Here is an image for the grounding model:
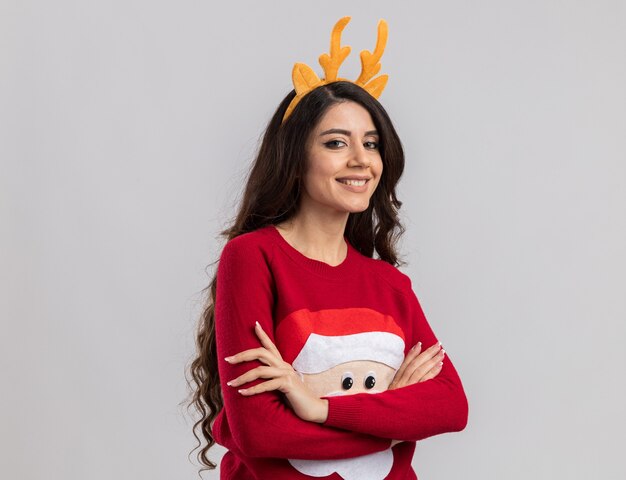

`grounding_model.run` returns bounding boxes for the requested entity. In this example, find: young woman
[187,17,468,480]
